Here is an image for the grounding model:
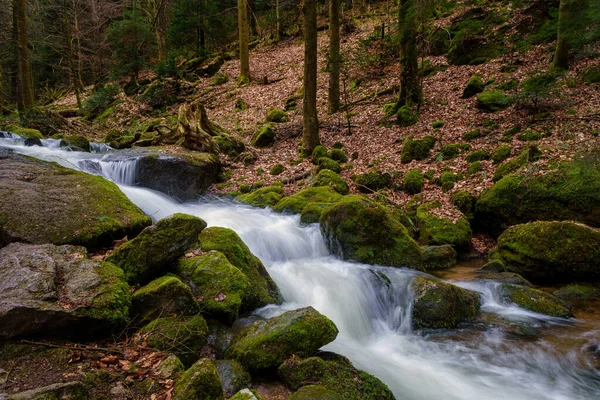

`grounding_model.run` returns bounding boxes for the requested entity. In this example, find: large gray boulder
[0,243,131,339]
